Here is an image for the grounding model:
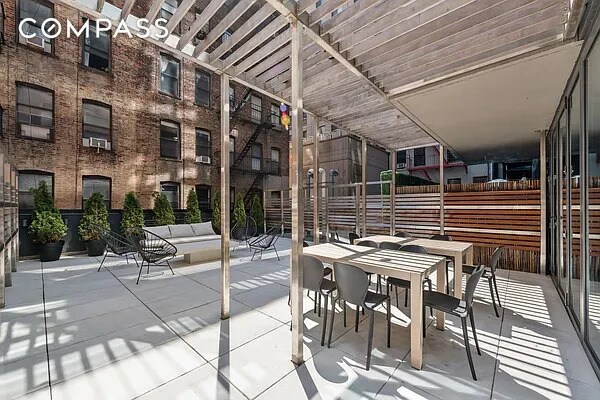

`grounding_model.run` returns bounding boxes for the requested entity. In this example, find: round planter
[86,239,106,257]
[39,240,65,262]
